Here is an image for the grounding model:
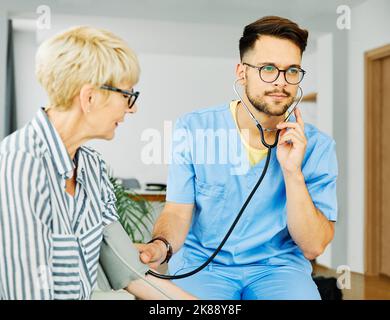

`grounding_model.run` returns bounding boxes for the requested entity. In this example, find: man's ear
[79,84,95,114]
[235,63,246,85]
